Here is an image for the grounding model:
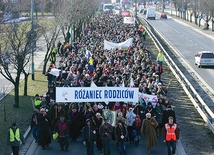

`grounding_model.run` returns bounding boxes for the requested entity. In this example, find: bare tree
[38,20,61,74]
[34,0,99,75]
[51,0,99,43]
[200,0,214,30]
[0,22,33,107]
